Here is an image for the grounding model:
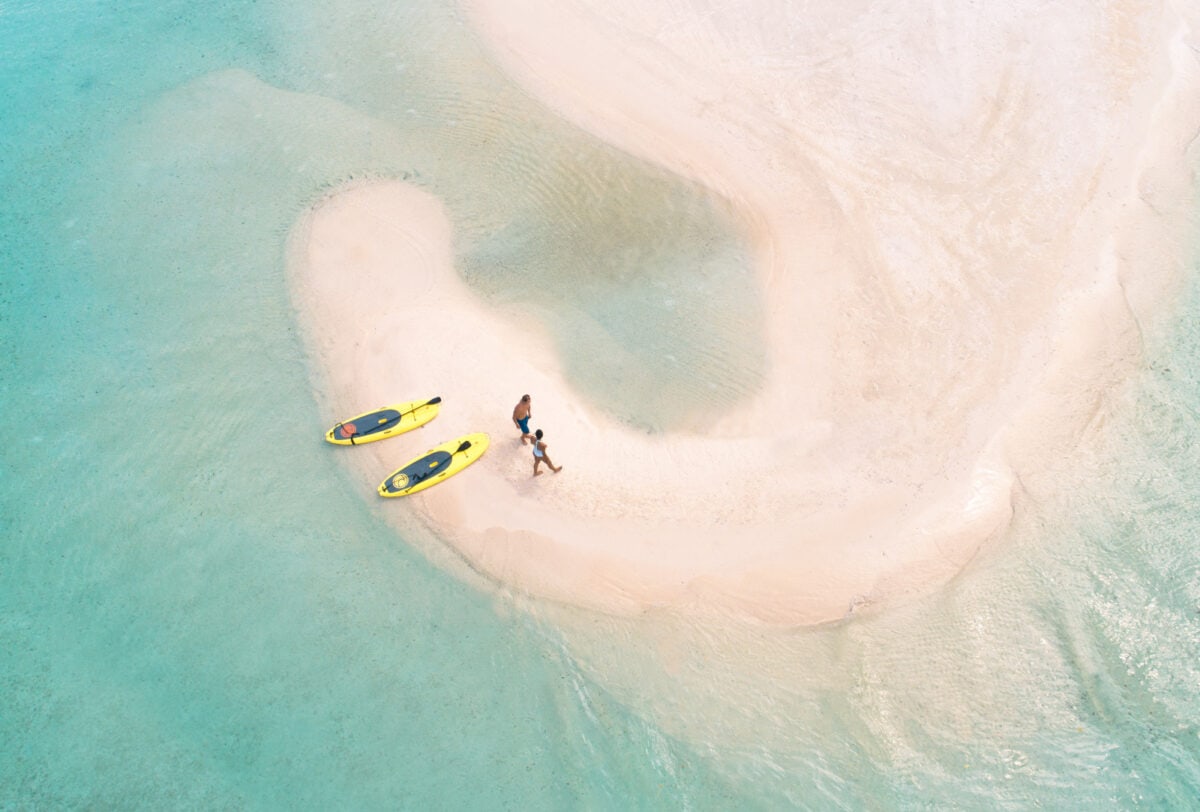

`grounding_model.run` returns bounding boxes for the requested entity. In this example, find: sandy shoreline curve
[290,1,1199,625]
